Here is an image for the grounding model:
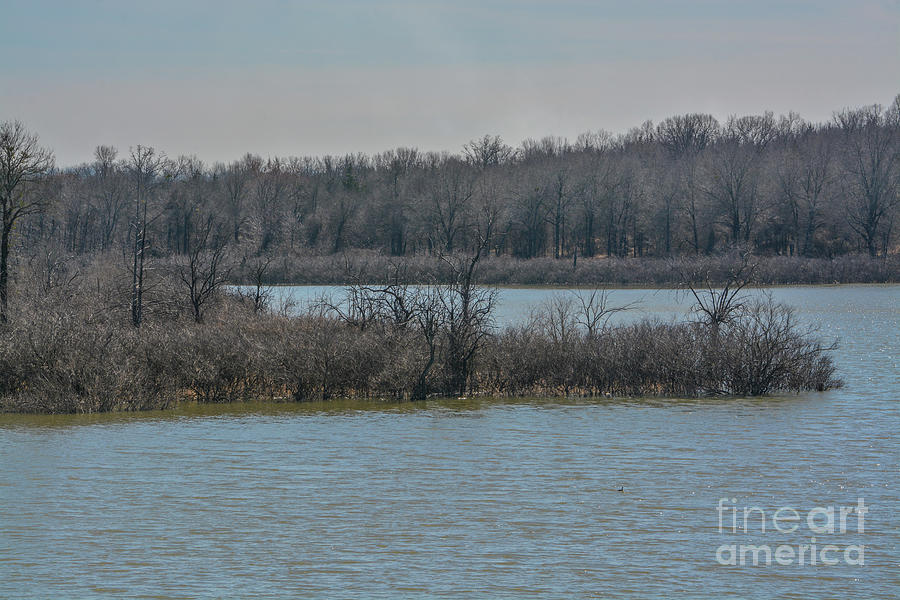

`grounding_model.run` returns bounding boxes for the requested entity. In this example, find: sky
[1,0,898,167]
